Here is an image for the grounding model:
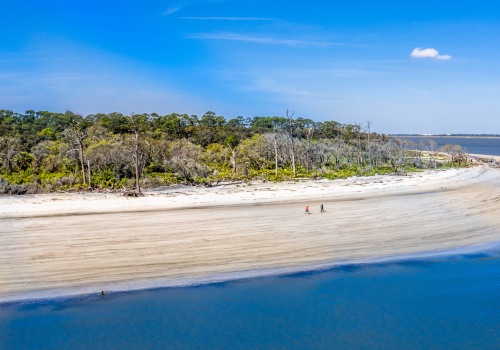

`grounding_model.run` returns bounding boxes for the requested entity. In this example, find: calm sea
[1,245,500,350]
[400,136,500,156]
